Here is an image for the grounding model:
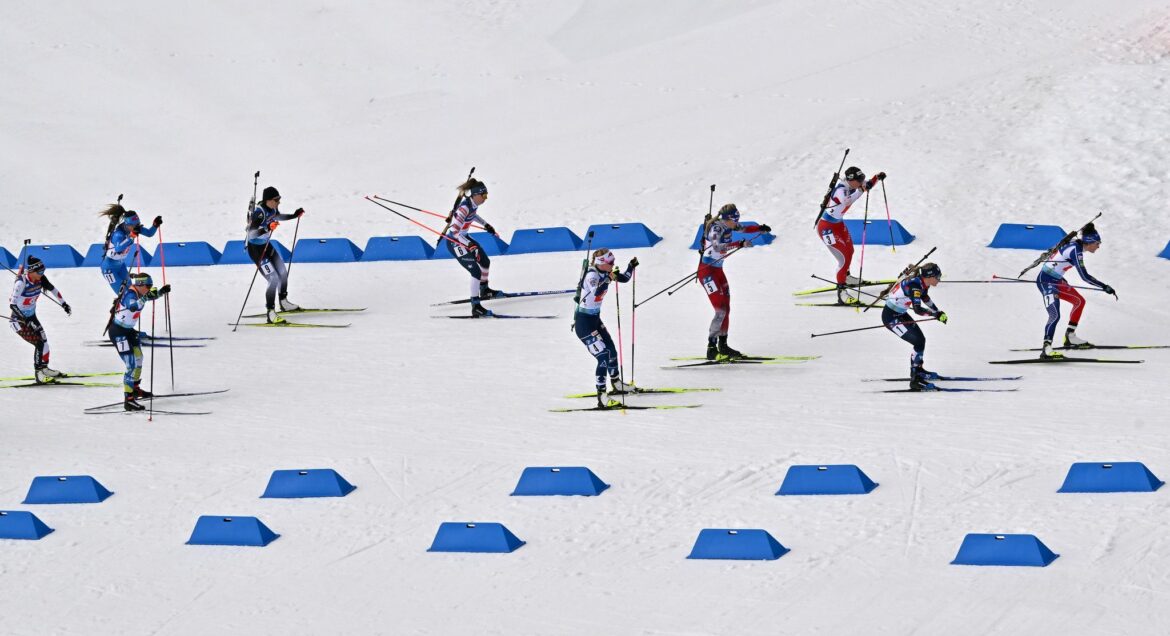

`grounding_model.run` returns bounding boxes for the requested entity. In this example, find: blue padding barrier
[219,240,291,264]
[187,516,278,546]
[584,223,663,249]
[507,227,583,254]
[427,522,525,553]
[687,529,789,561]
[16,245,84,268]
[688,222,776,250]
[0,247,16,269]
[156,242,221,266]
[1158,241,1170,260]
[431,233,509,259]
[290,238,363,263]
[81,243,152,267]
[23,475,113,504]
[776,464,878,496]
[951,533,1059,567]
[261,468,356,498]
[0,511,54,540]
[362,236,435,261]
[842,219,915,246]
[987,223,1068,250]
[1058,462,1163,493]
[511,466,609,496]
